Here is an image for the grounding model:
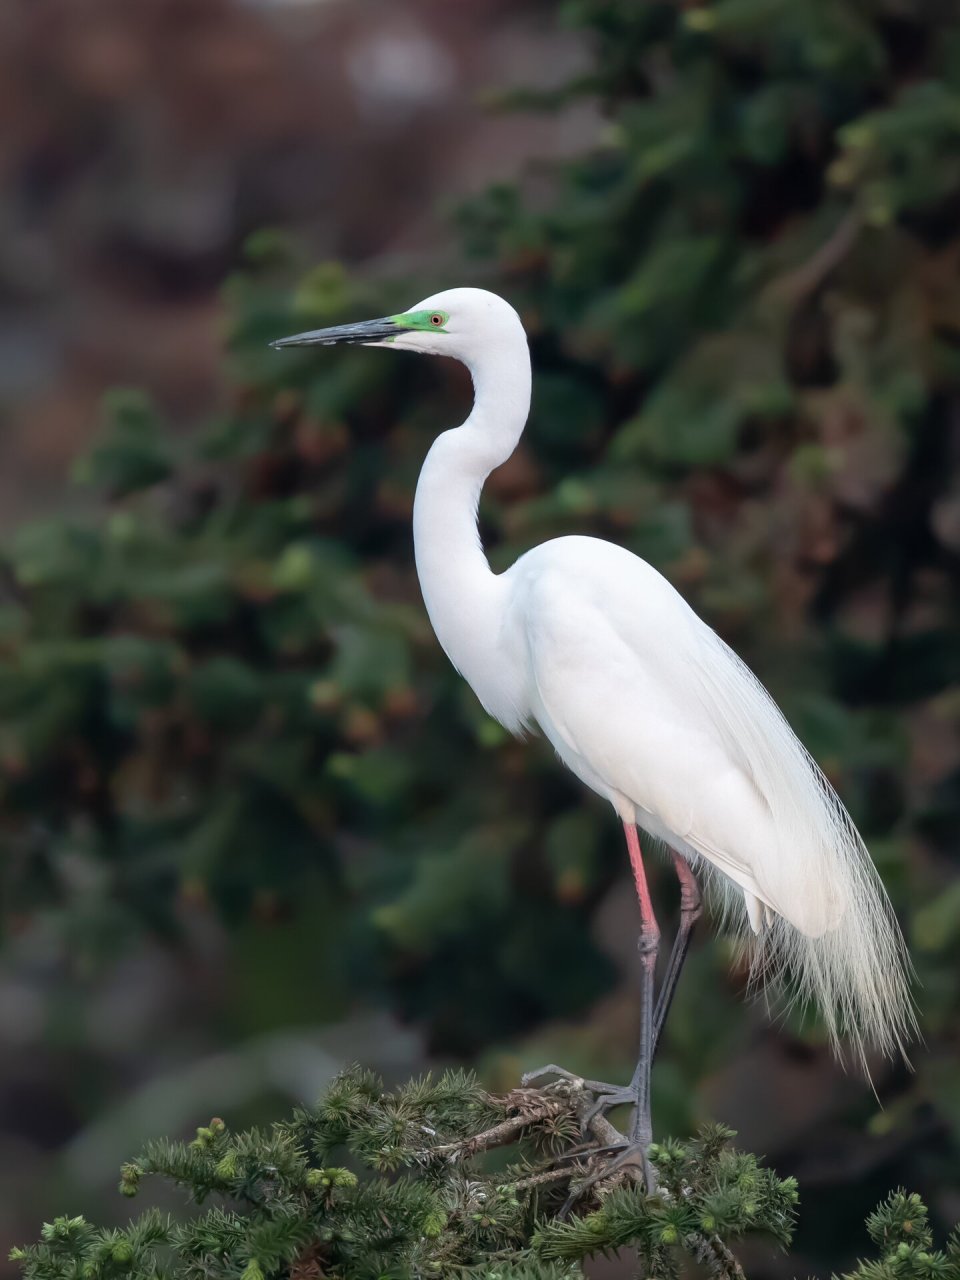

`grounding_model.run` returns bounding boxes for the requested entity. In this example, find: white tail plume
[688,627,918,1071]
